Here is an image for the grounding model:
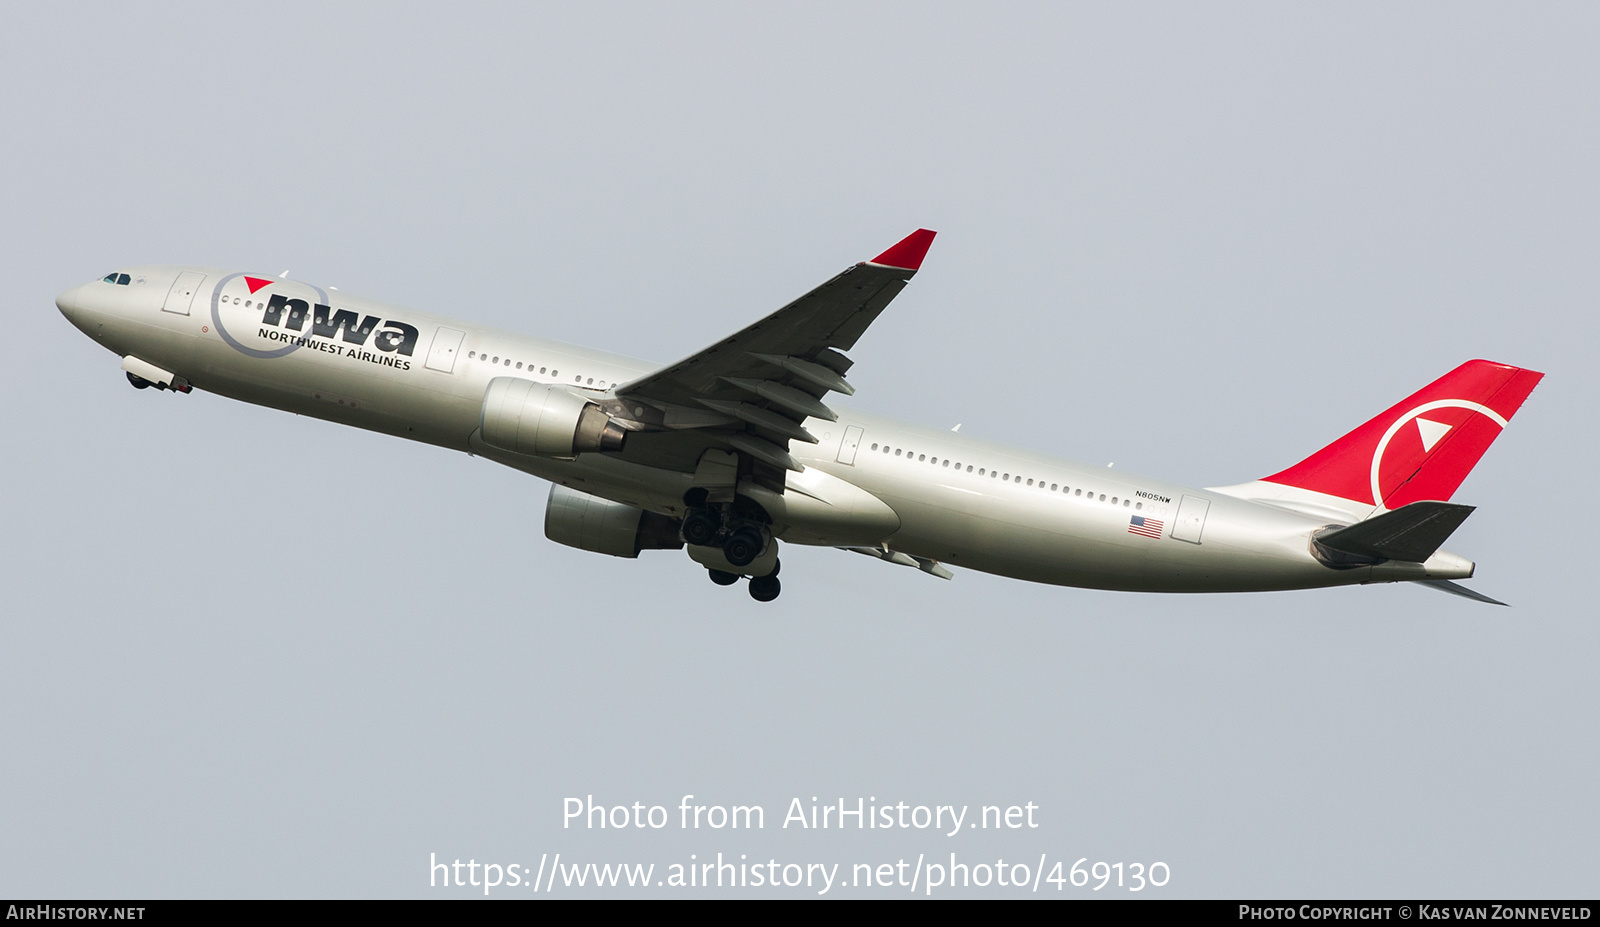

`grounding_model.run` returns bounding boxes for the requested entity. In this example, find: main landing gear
[681,507,721,547]
[683,510,766,568]
[722,526,766,568]
[682,500,781,602]
[705,558,781,602]
[748,566,781,603]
